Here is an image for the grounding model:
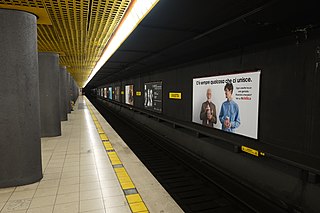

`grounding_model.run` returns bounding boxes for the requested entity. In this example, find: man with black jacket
[200,88,217,127]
